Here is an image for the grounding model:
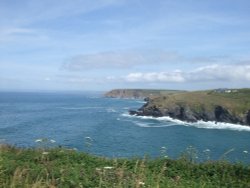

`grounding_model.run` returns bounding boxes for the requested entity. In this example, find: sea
[0,91,250,163]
